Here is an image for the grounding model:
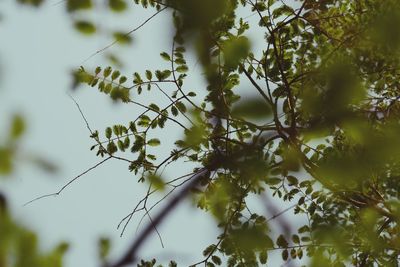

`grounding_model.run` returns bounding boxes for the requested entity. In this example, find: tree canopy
[4,0,400,266]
